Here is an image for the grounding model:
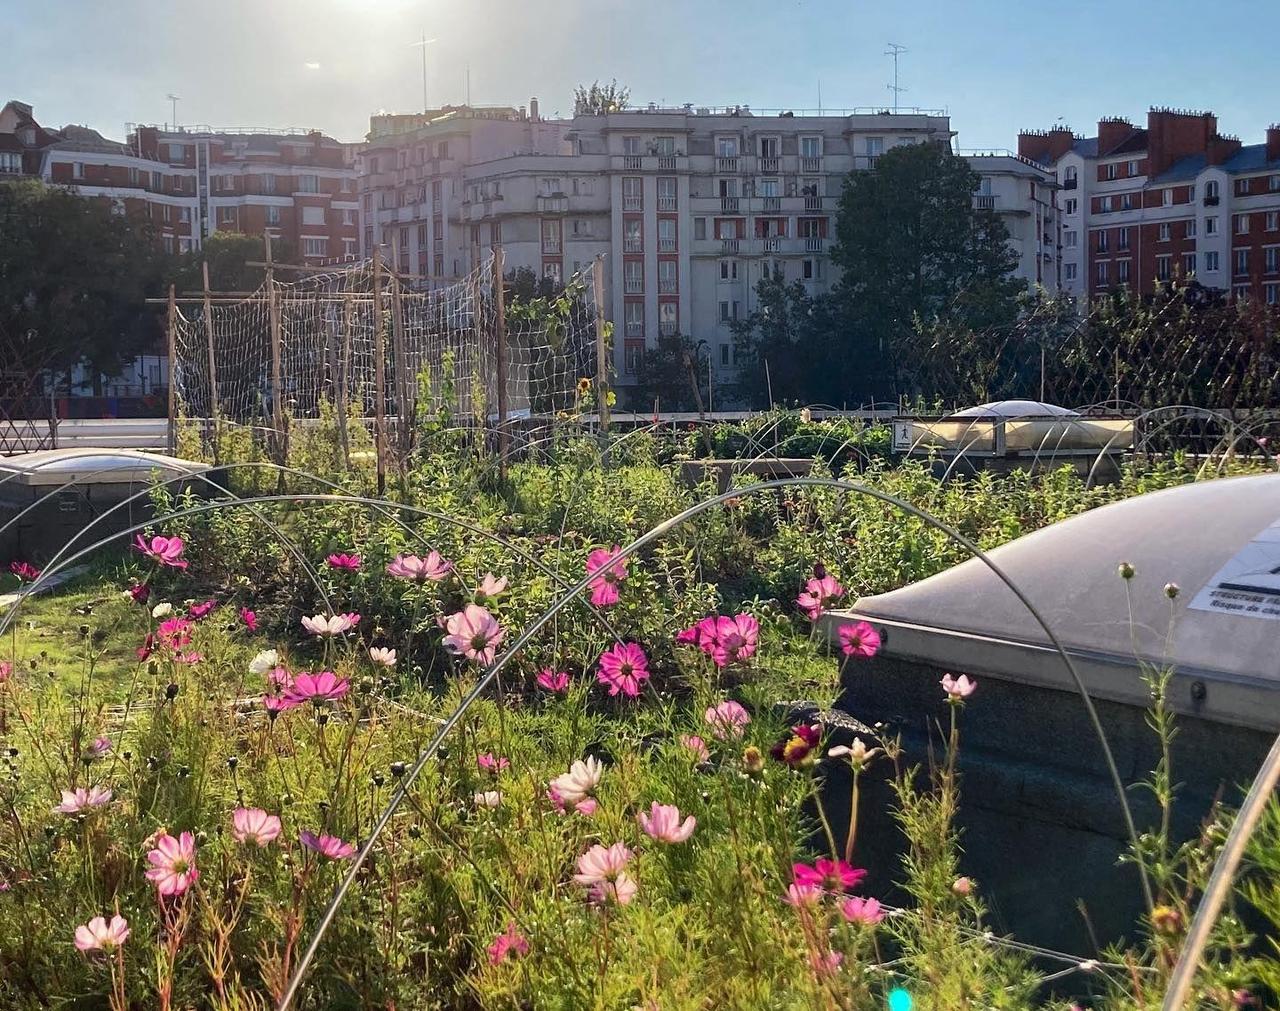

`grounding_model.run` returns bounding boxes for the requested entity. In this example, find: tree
[0,180,168,387]
[630,335,709,413]
[829,141,1025,398]
[573,80,630,117]
[730,271,836,406]
[168,231,295,293]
